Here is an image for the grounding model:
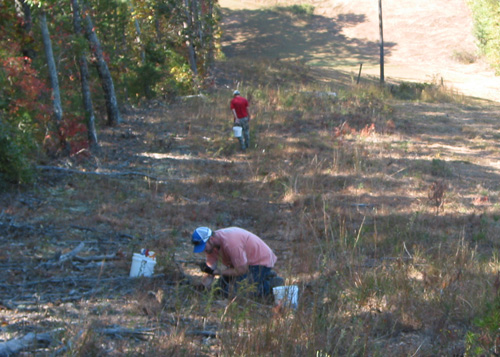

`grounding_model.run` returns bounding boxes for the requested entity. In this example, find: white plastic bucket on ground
[233,126,242,137]
[129,253,156,277]
[272,285,299,309]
